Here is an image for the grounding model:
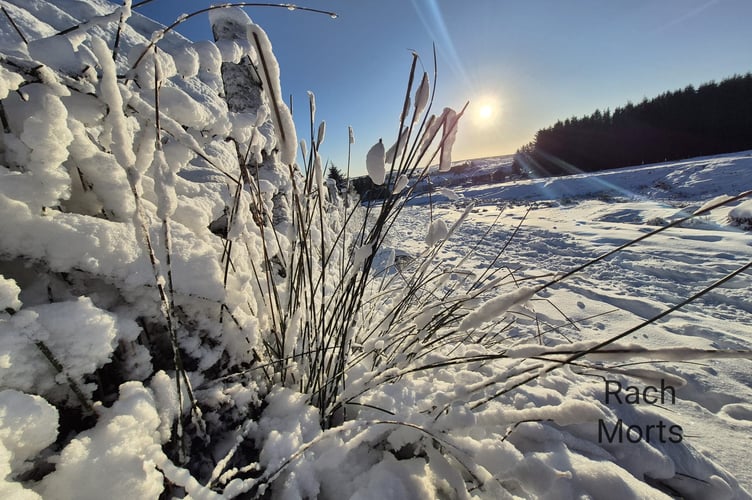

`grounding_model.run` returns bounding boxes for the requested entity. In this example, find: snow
[459,286,537,330]
[435,186,460,200]
[317,120,326,147]
[0,390,58,471]
[388,150,752,497]
[27,34,95,75]
[439,107,459,172]
[0,65,24,99]
[447,152,752,203]
[0,1,750,499]
[385,127,408,164]
[191,40,223,91]
[729,199,752,228]
[0,390,57,500]
[93,36,136,170]
[0,297,140,402]
[393,174,409,194]
[0,276,22,312]
[38,382,164,500]
[353,244,373,267]
[171,43,200,78]
[366,138,386,185]
[424,218,448,246]
[245,15,297,165]
[414,72,430,119]
[150,149,176,219]
[13,89,74,209]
